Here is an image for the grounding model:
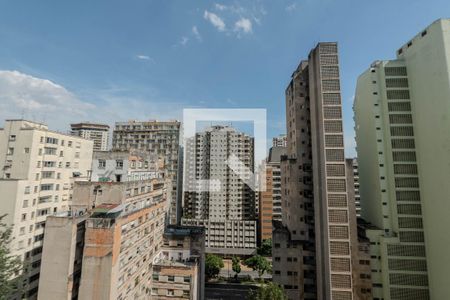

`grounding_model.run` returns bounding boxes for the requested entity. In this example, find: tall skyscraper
[273,43,354,300]
[0,119,93,299]
[273,134,288,147]
[182,125,257,255]
[70,122,110,151]
[112,120,182,225]
[258,146,285,242]
[354,19,450,300]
